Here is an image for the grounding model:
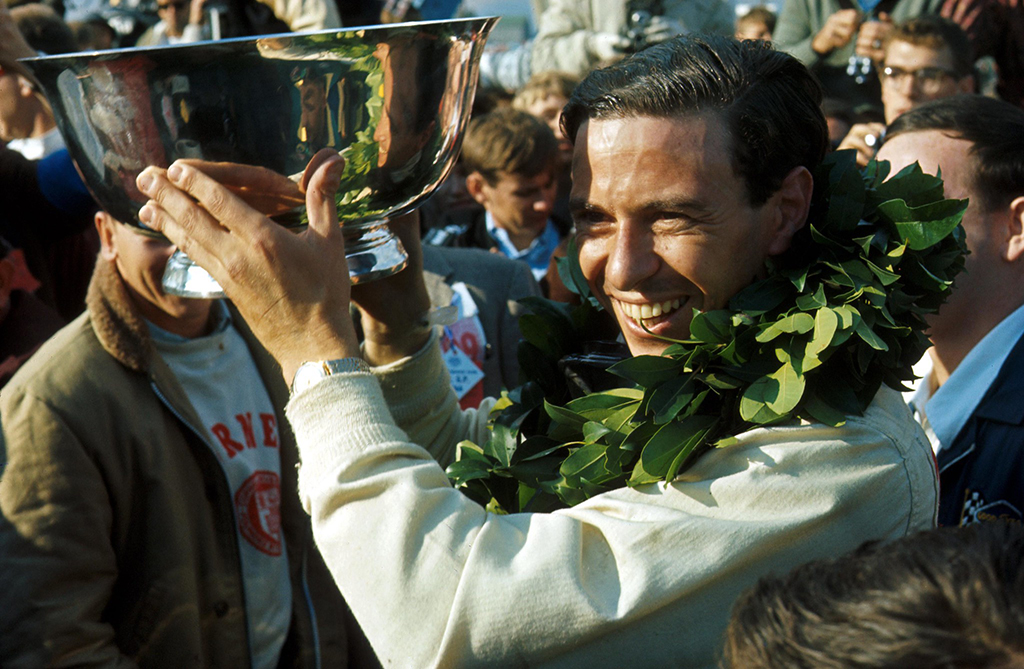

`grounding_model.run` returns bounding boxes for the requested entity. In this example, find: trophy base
[160,222,409,298]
